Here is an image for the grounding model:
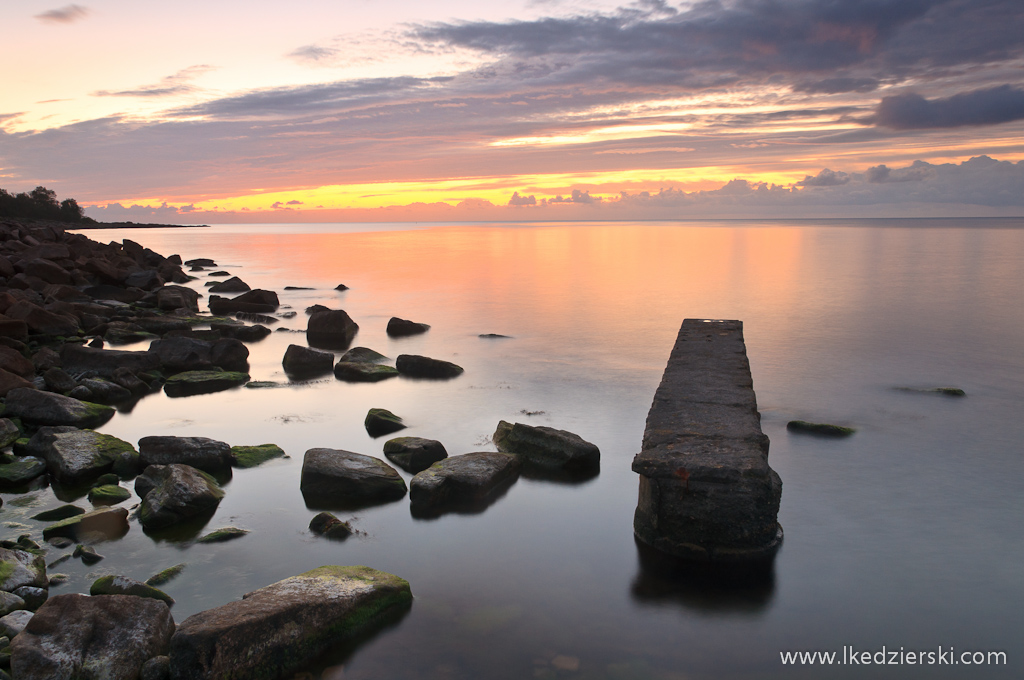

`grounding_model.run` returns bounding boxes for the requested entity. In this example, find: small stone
[230,444,286,468]
[195,527,249,544]
[786,420,856,437]
[90,575,174,605]
[386,317,430,337]
[308,512,353,540]
[73,544,103,565]
[364,408,406,437]
[145,563,186,587]
[87,484,131,505]
[395,354,464,379]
